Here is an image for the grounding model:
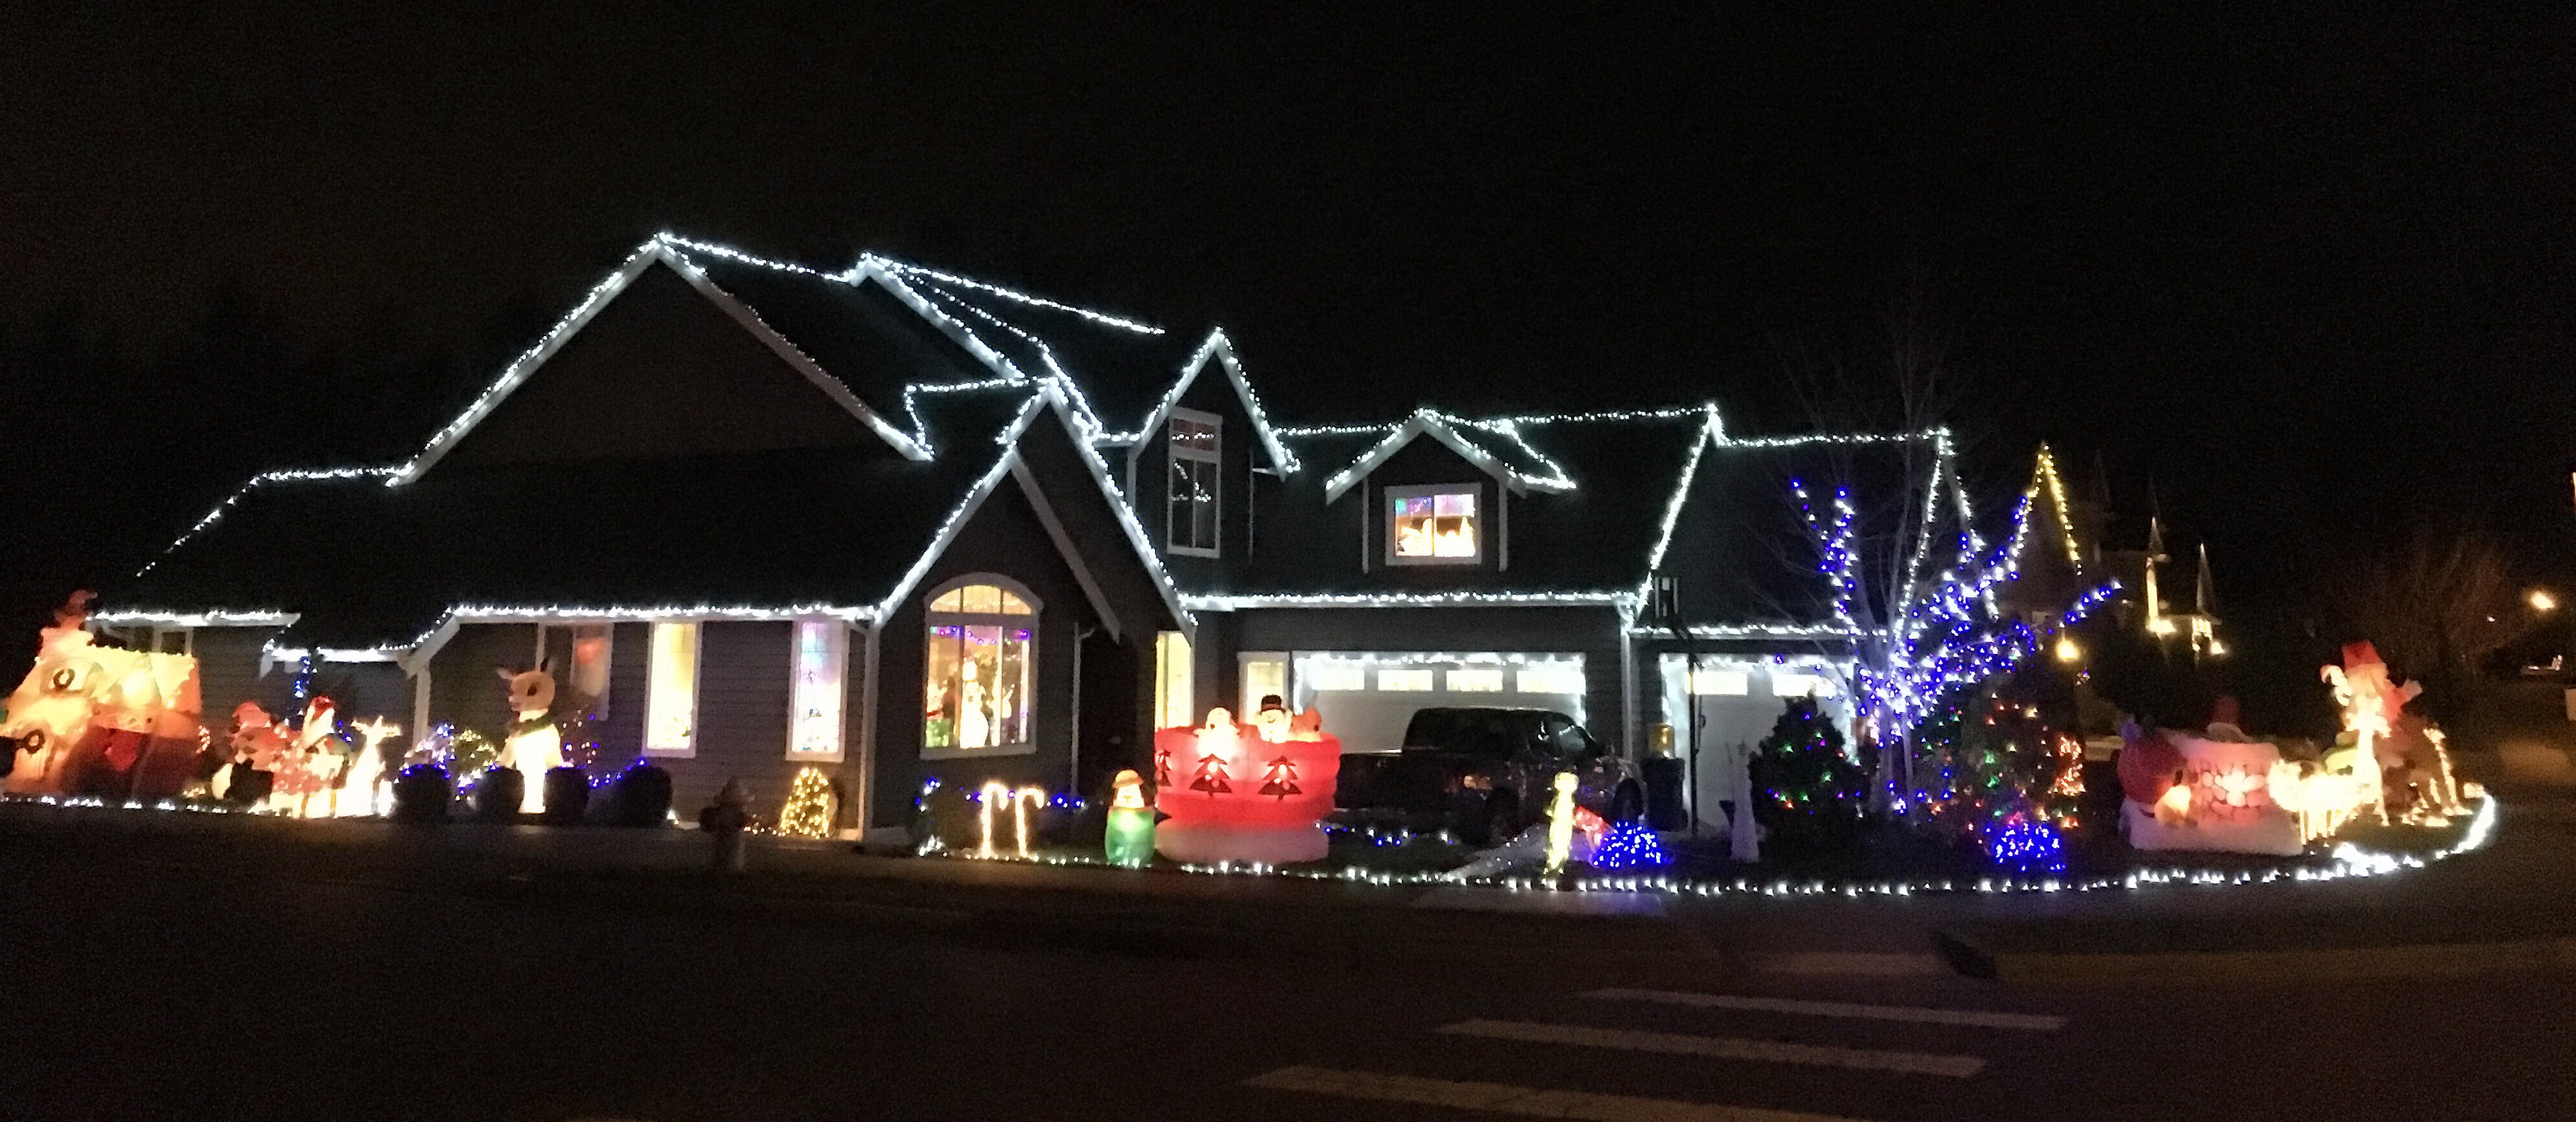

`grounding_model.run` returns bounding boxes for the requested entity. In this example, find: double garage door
[1266,651,1587,755]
